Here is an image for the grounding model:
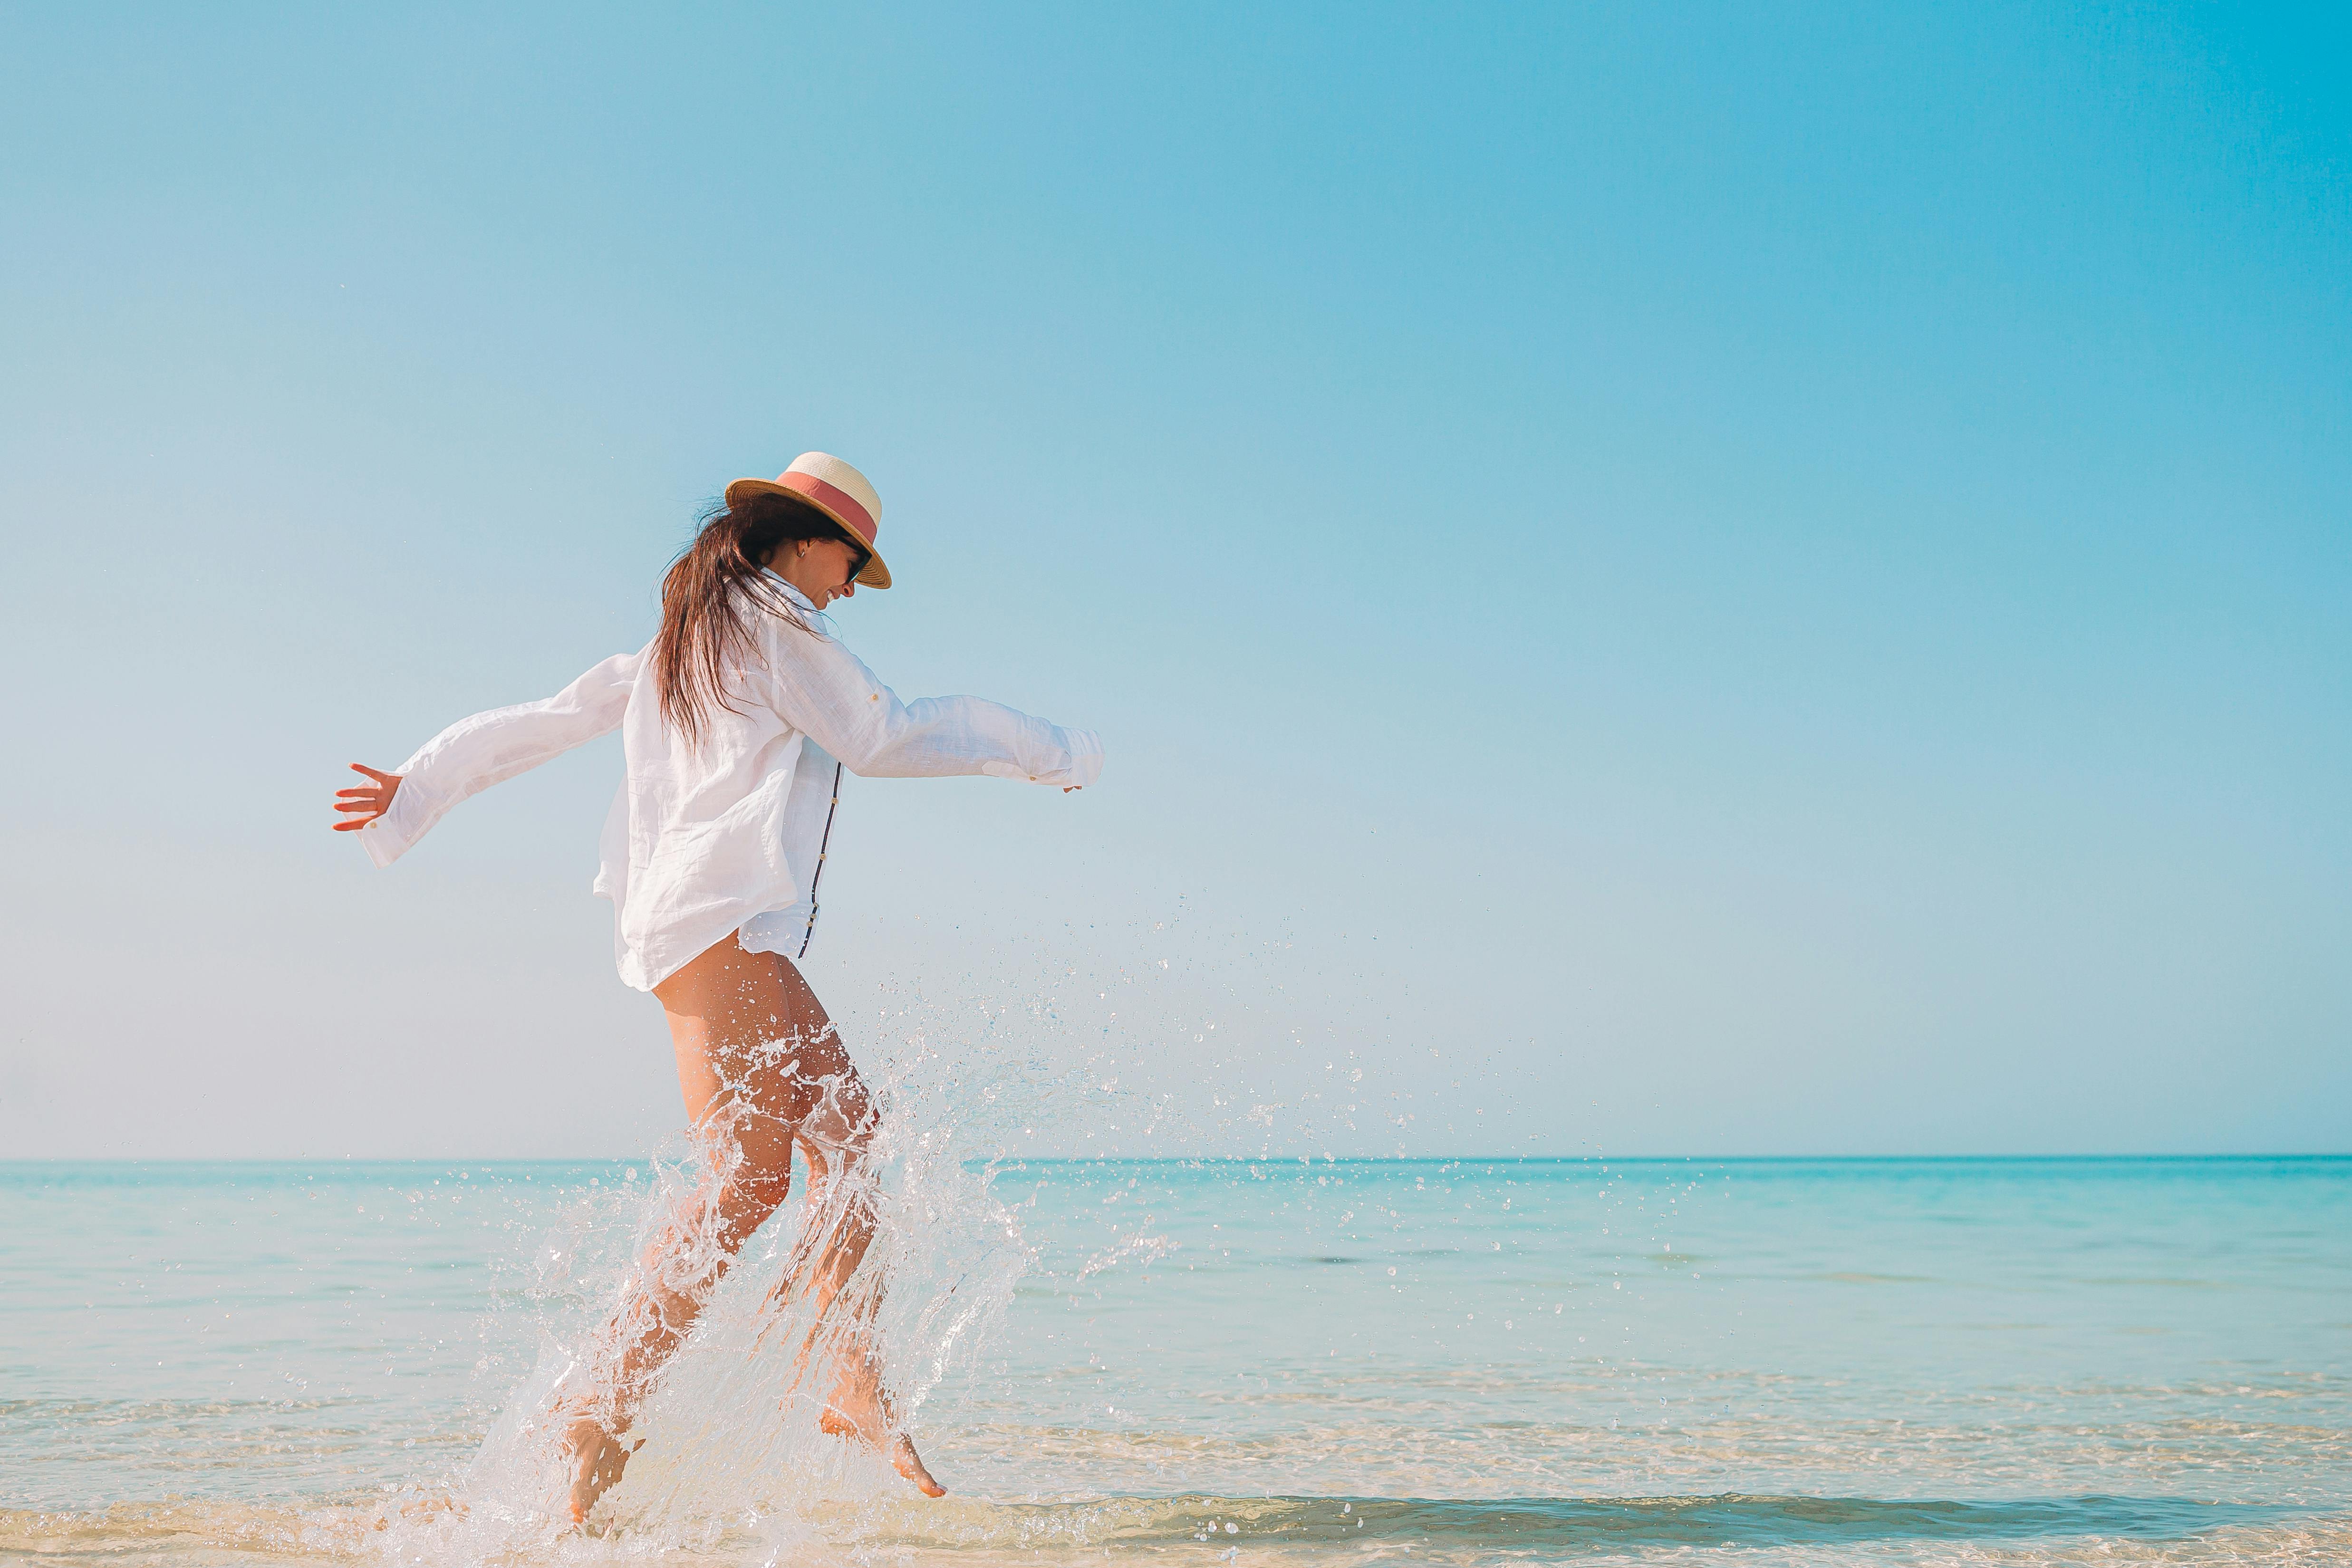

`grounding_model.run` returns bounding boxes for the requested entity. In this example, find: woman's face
[771,536,866,609]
